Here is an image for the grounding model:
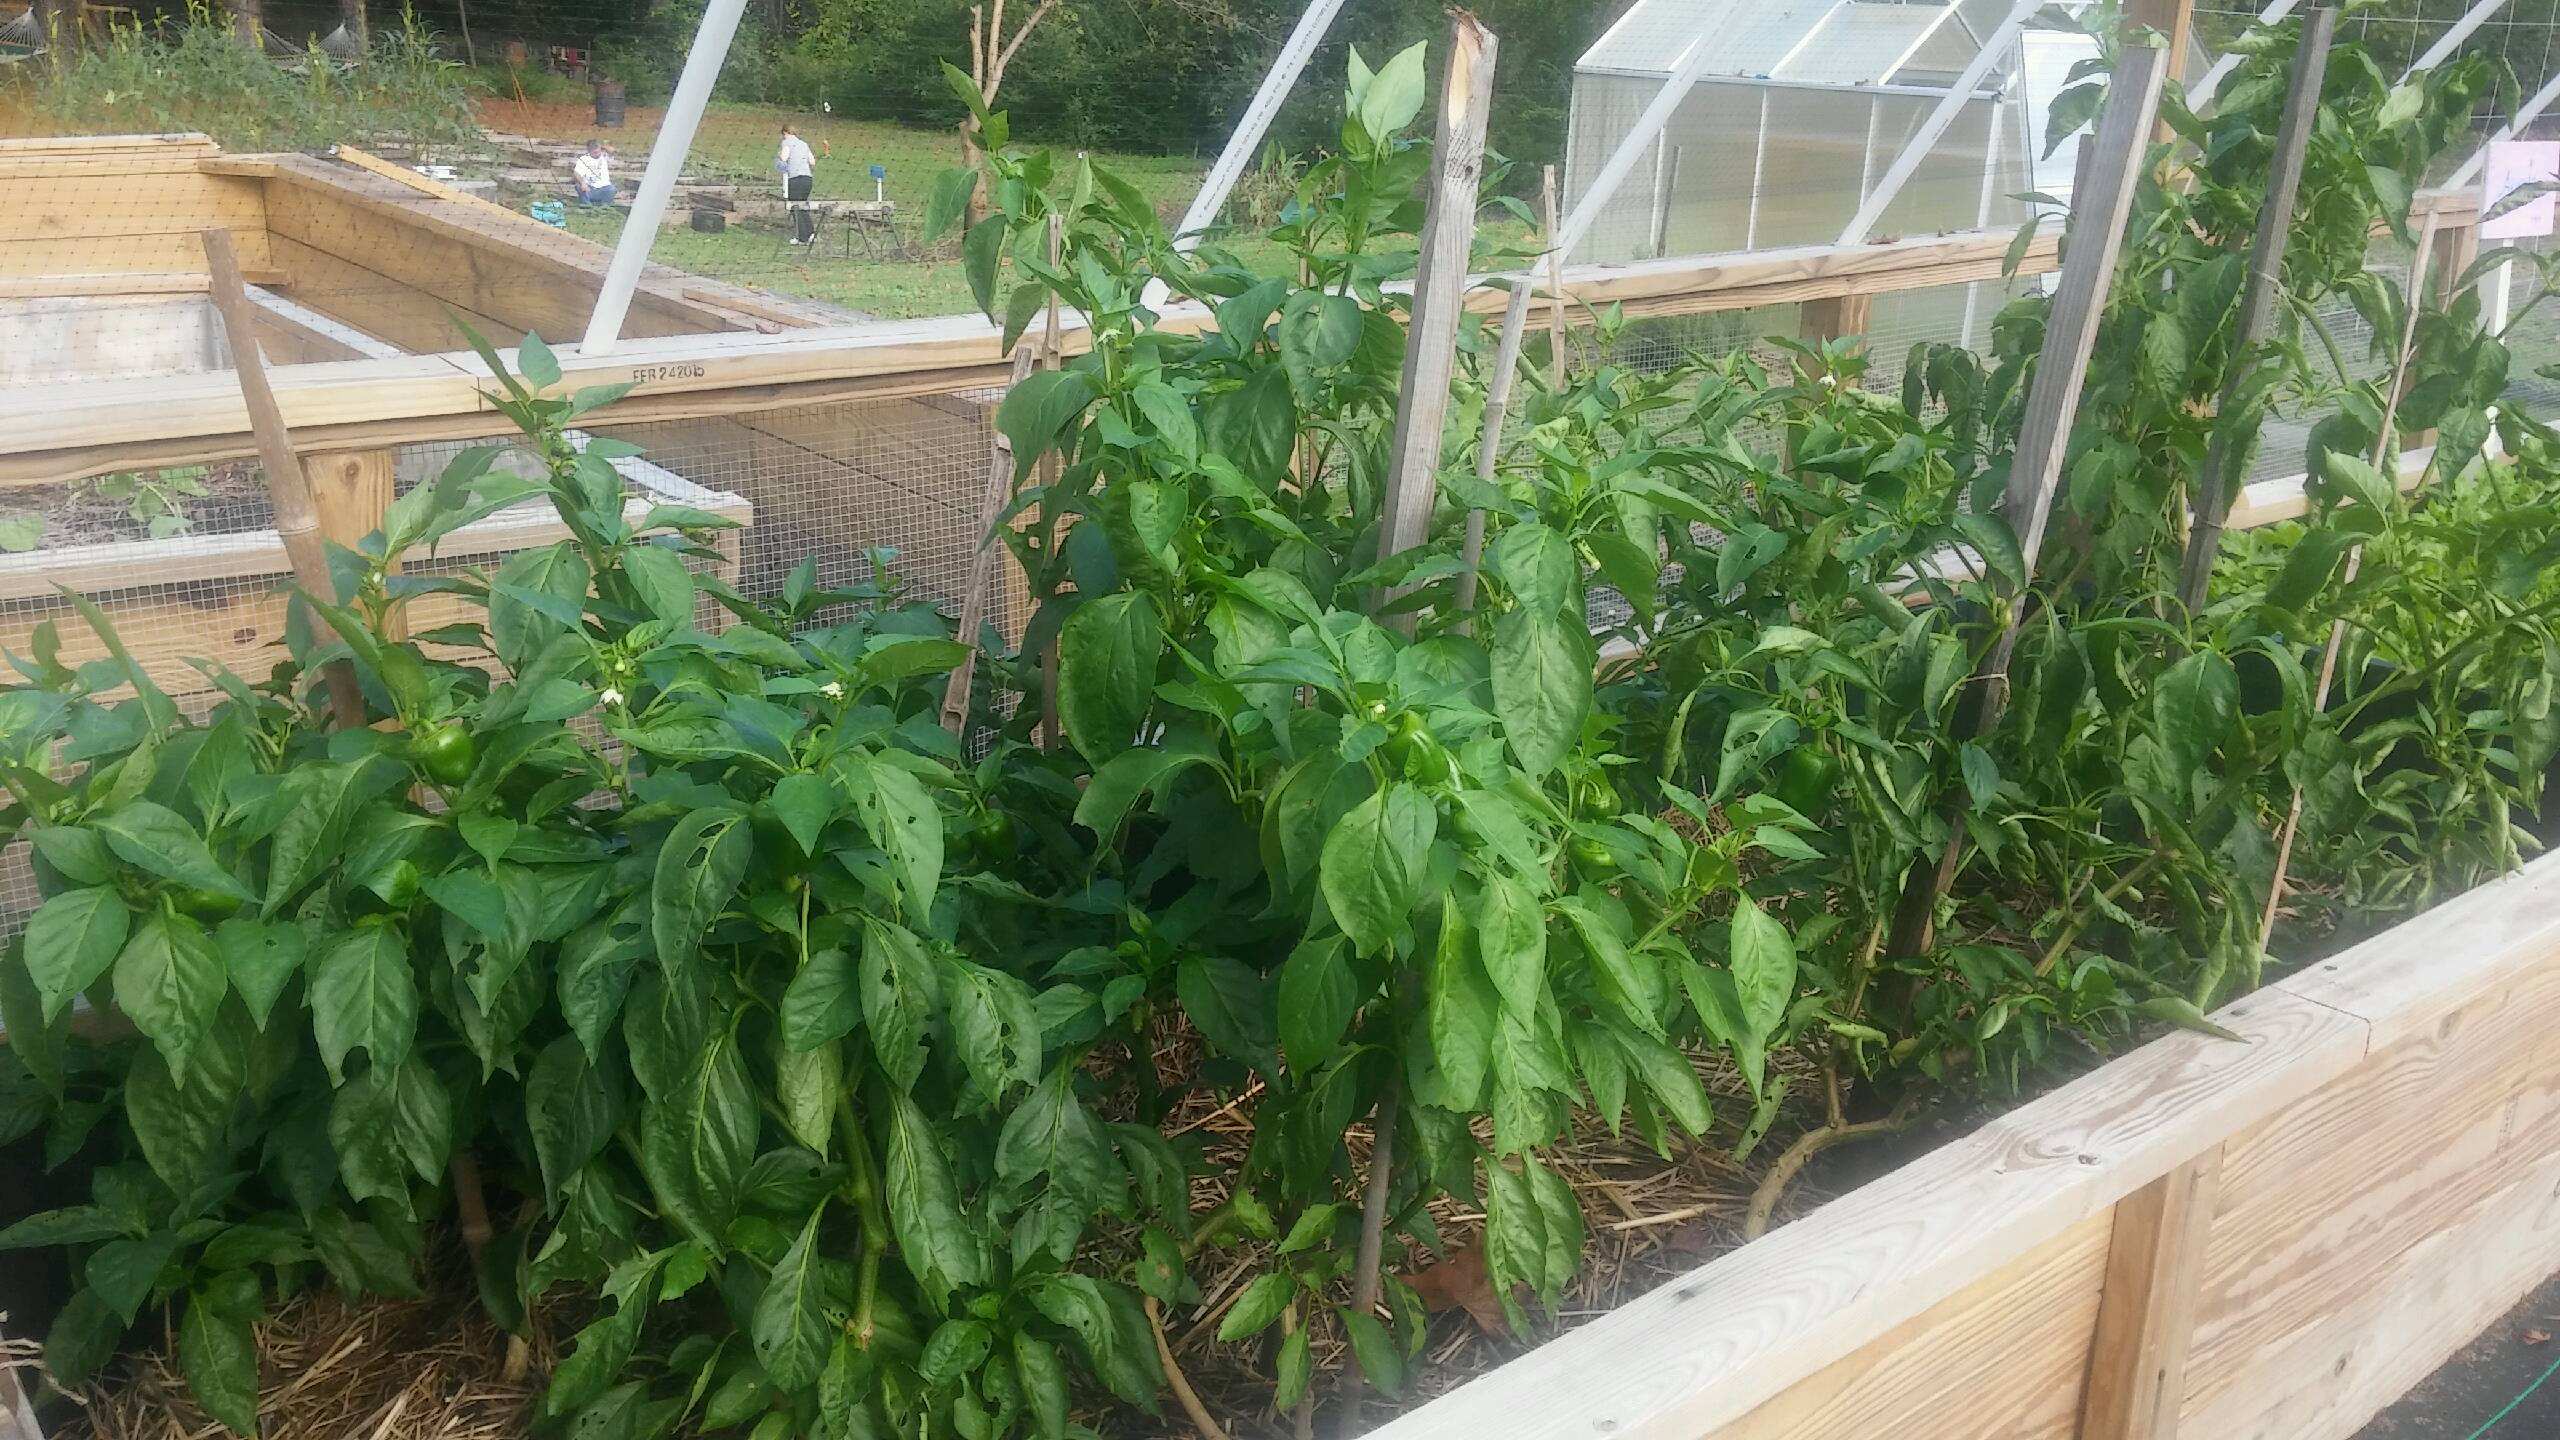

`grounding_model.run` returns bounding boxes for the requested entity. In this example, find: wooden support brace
[303,447,401,638]
[2078,1147,2224,1439]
